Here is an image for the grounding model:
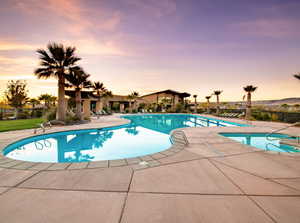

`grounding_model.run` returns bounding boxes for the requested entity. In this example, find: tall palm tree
[294,73,300,80]
[127,91,139,113]
[213,90,222,115]
[34,42,81,121]
[193,95,197,113]
[65,67,91,120]
[205,96,211,113]
[243,85,257,120]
